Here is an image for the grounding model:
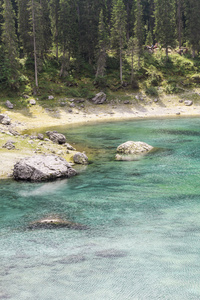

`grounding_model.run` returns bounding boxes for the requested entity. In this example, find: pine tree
[40,0,52,57]
[0,0,4,44]
[78,0,101,64]
[95,9,108,78]
[177,0,183,48]
[134,0,144,67]
[49,0,60,59]
[154,0,176,57]
[58,0,70,76]
[185,0,200,57]
[18,0,32,56]
[29,0,39,87]
[127,36,137,85]
[111,0,127,84]
[2,0,19,88]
